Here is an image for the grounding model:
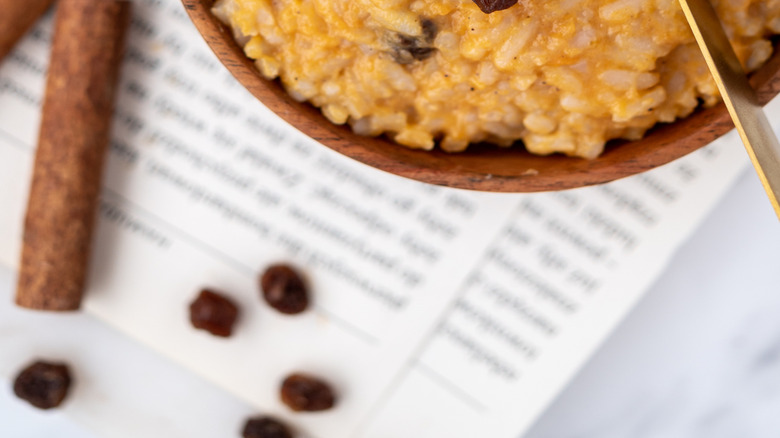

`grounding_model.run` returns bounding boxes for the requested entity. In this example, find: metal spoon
[678,0,780,219]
